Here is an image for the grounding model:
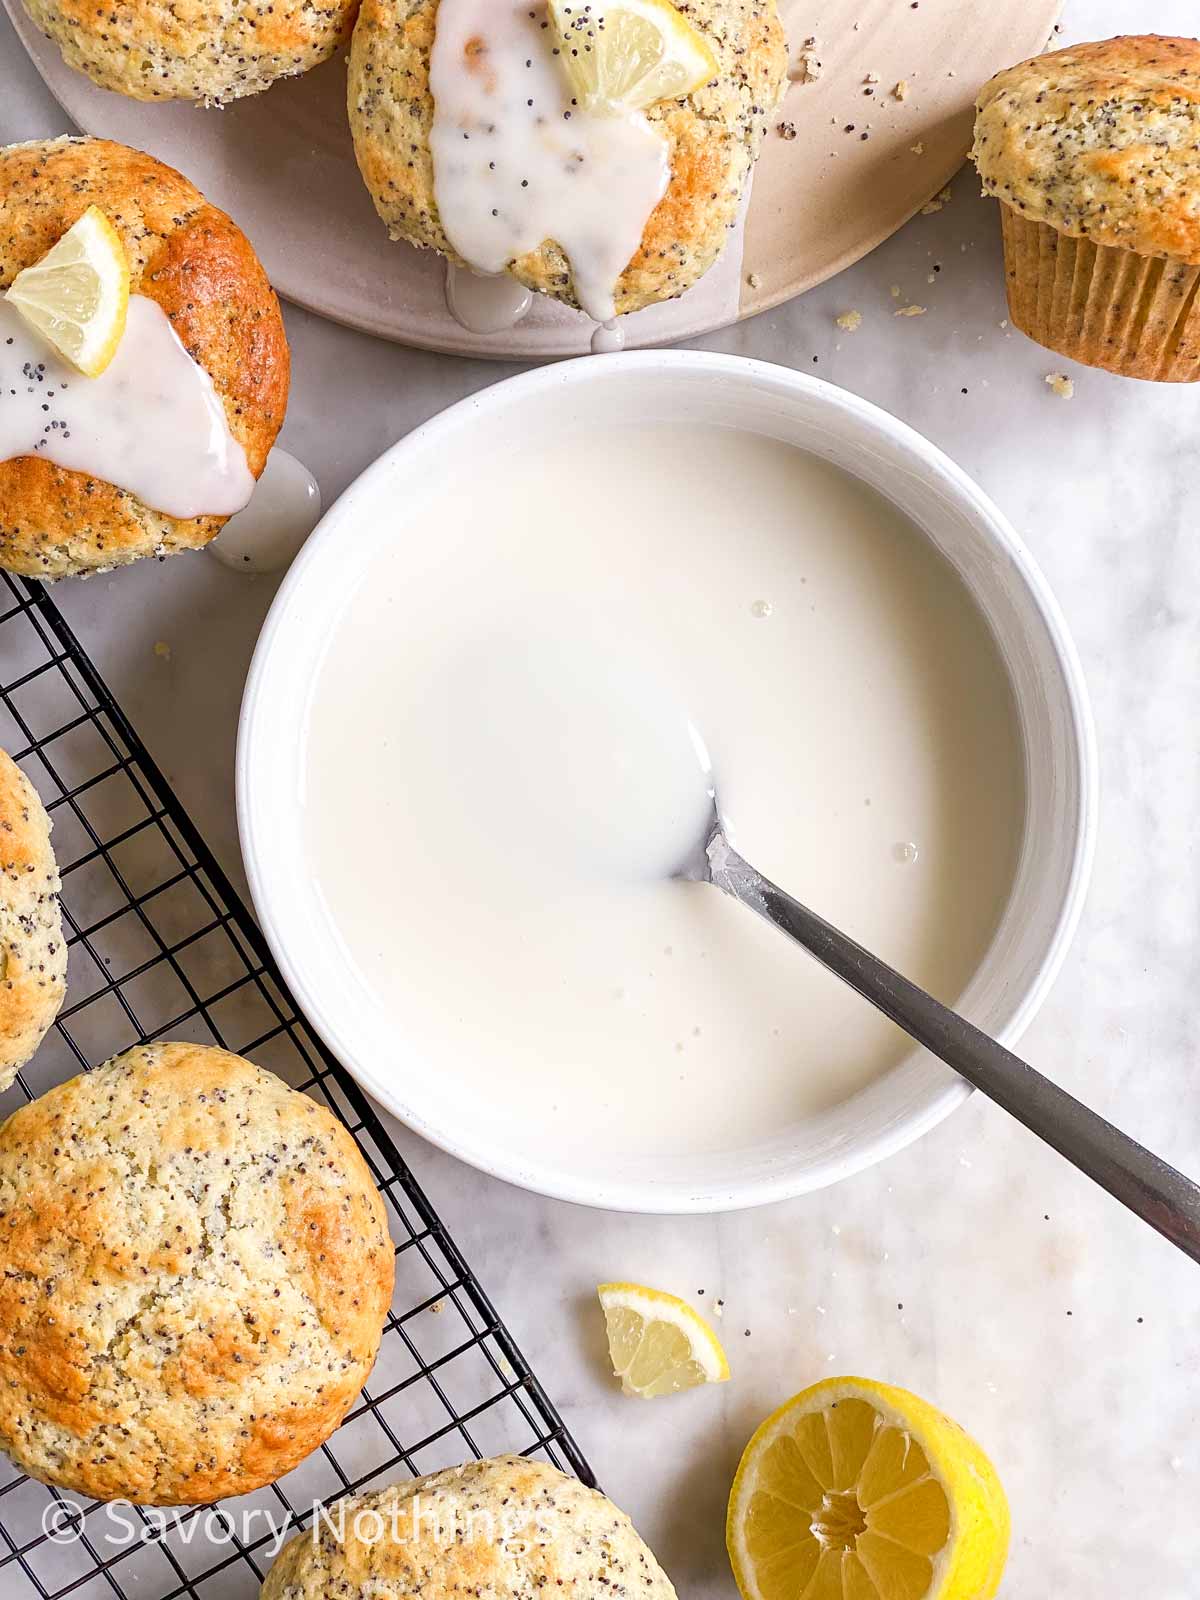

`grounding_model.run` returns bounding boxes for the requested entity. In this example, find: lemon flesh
[548,0,719,113]
[7,205,130,378]
[728,1377,1010,1600]
[598,1281,730,1398]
